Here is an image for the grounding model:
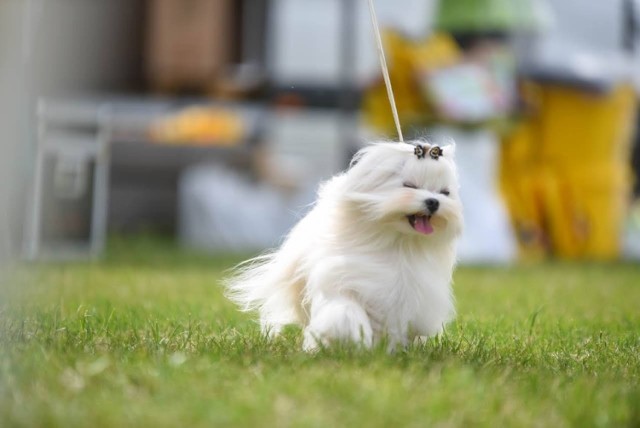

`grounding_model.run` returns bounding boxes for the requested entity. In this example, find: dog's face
[340,142,463,242]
